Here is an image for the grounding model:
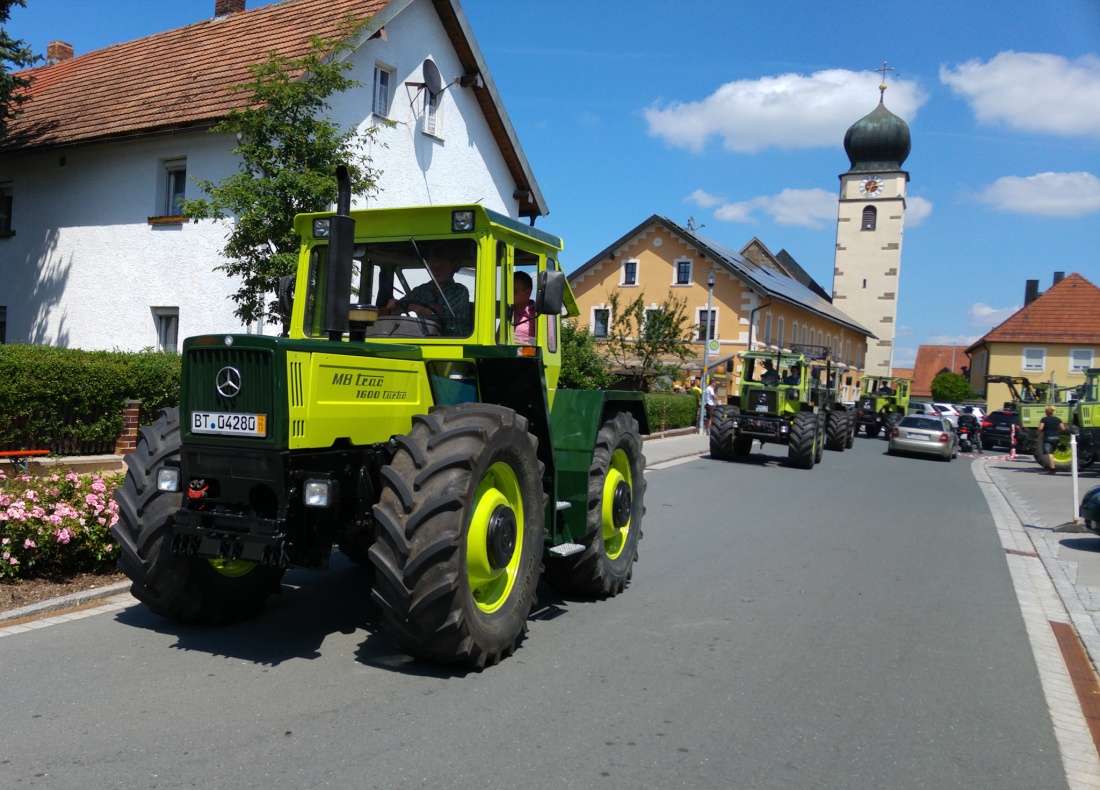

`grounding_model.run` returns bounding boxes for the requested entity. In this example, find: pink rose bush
[0,468,124,582]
